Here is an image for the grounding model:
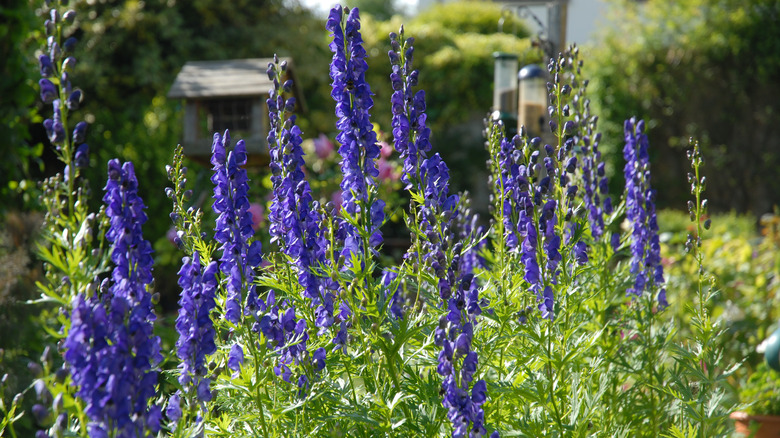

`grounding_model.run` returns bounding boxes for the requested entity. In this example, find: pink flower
[331,190,343,212]
[379,140,393,159]
[377,158,397,182]
[249,203,264,231]
[313,134,334,160]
